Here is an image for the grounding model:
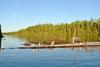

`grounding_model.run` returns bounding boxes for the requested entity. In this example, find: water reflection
[0,38,1,48]
[1,35,100,52]
[1,35,100,67]
[0,37,3,52]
